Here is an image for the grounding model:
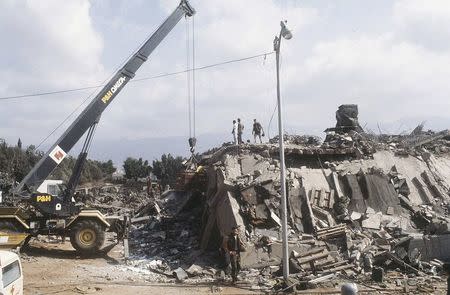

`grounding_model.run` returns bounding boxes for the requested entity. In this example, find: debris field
[74,104,450,293]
